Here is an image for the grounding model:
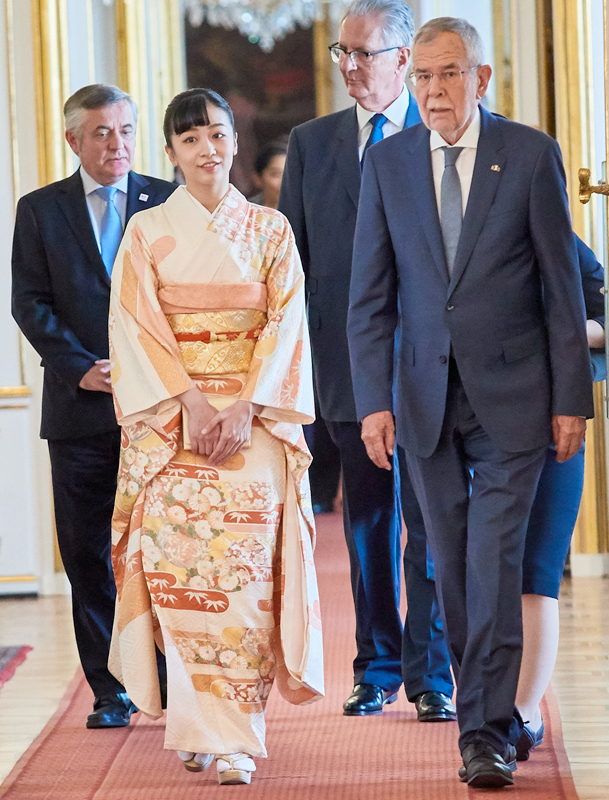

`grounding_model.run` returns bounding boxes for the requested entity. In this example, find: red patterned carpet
[0,514,578,799]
